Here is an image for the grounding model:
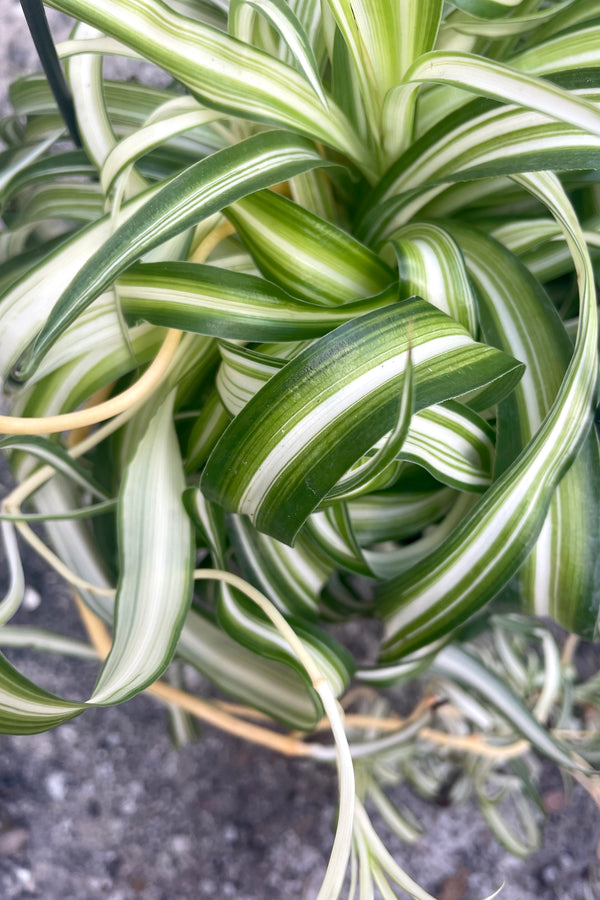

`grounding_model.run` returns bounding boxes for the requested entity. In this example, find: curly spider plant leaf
[91,391,194,704]
[445,221,600,637]
[379,173,599,660]
[46,0,371,170]
[11,131,333,382]
[202,300,523,544]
